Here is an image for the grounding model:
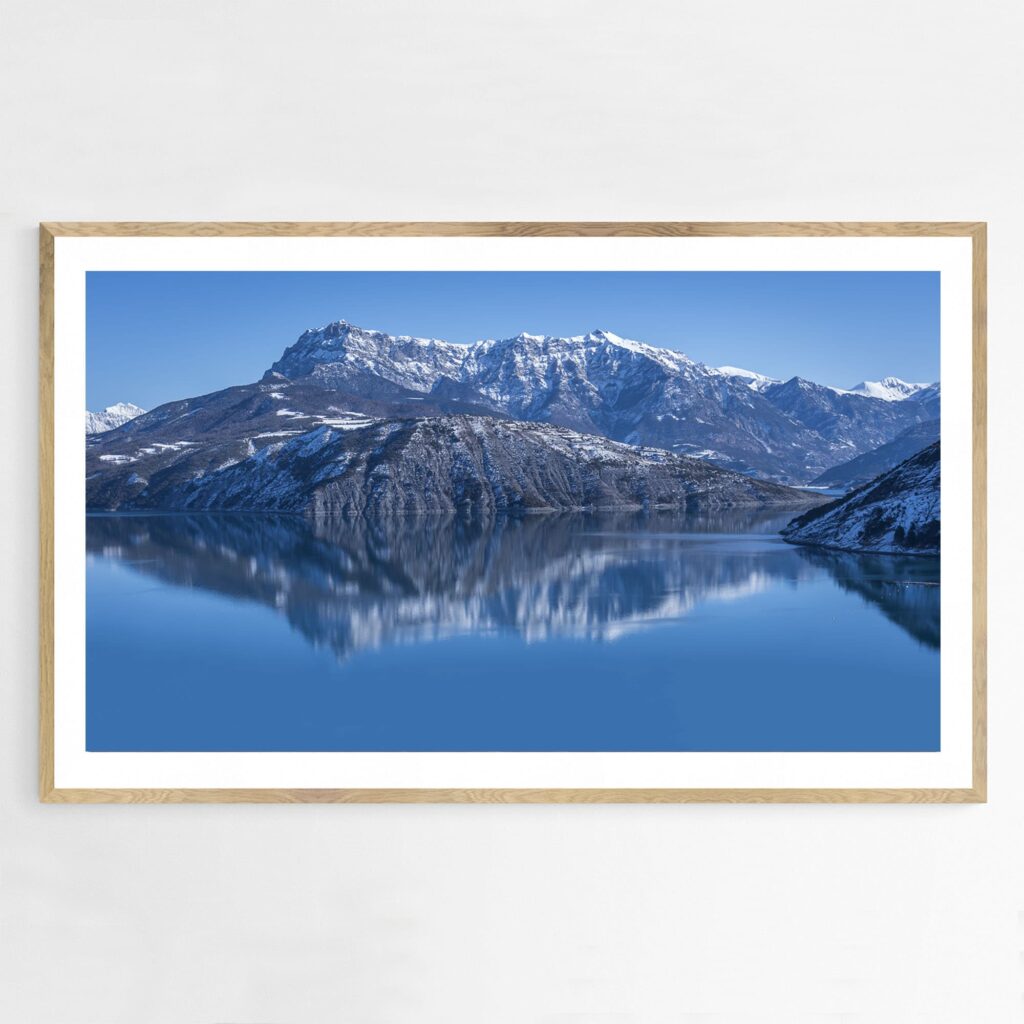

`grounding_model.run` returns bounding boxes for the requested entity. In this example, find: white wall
[1,2,1020,1021]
